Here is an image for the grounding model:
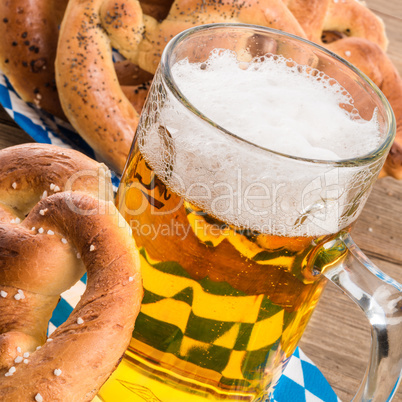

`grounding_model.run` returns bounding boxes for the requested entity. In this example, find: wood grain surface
[0,0,401,400]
